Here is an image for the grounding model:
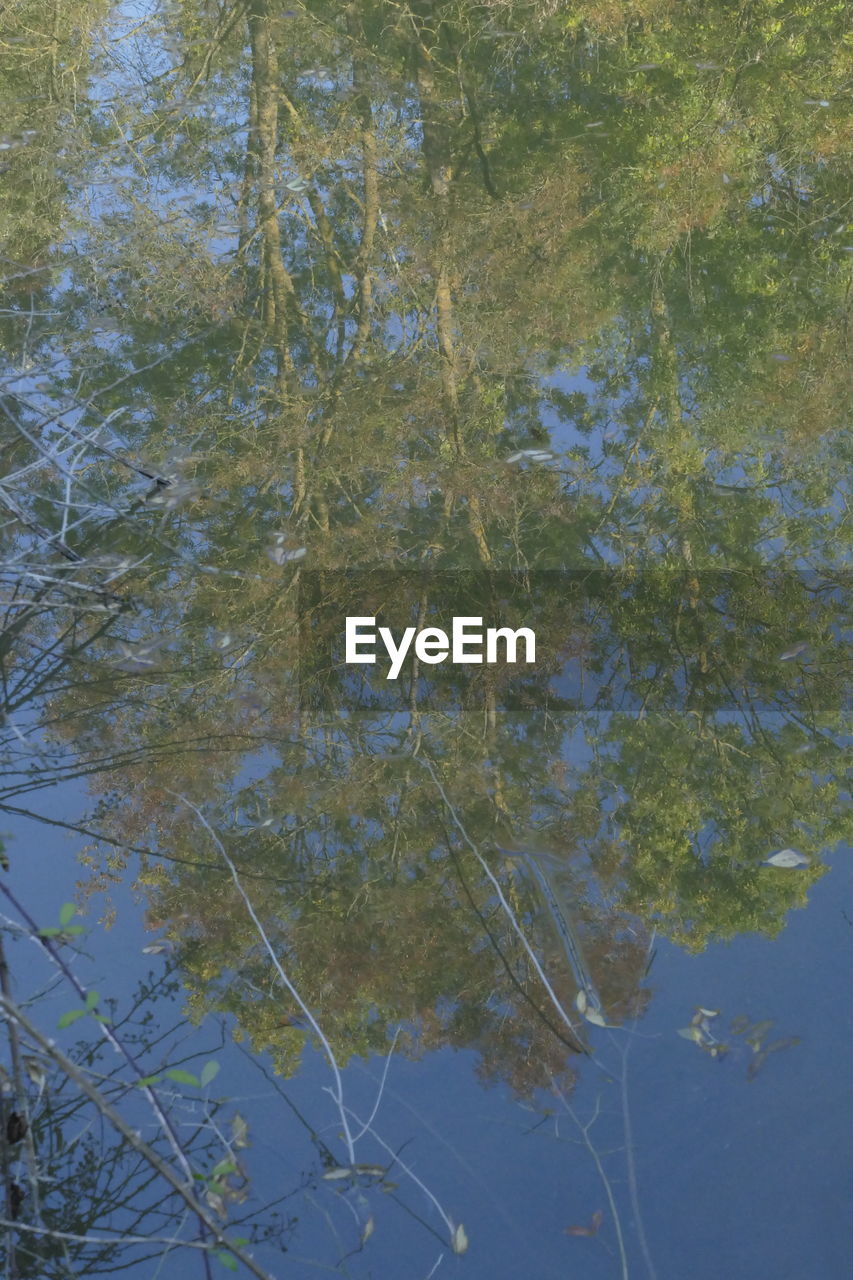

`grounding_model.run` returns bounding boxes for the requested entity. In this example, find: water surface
[0,2,849,1276]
